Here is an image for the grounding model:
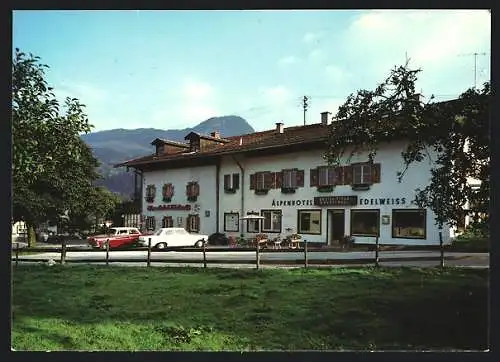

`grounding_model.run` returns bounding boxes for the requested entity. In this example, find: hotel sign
[147,204,191,211]
[314,196,358,206]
